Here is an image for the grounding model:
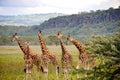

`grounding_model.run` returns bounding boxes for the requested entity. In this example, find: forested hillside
[32,7,120,39]
[0,7,120,45]
[38,7,120,29]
